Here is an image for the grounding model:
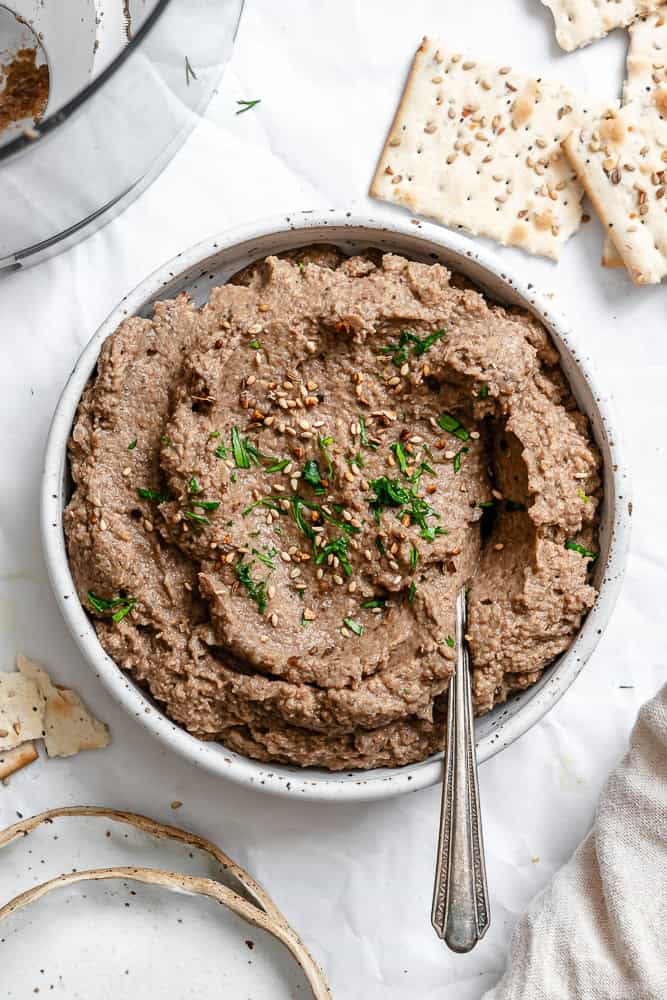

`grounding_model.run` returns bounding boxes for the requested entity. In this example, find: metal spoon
[431,586,490,952]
